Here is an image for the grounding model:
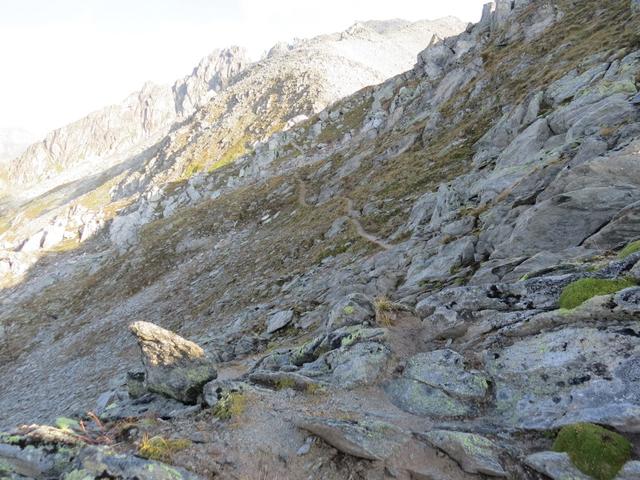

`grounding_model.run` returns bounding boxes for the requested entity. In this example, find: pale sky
[0,0,486,136]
